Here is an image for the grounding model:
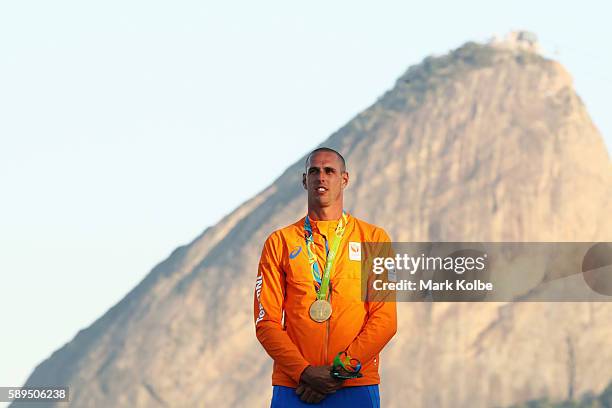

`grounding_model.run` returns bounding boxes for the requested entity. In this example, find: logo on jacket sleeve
[255,275,265,324]
[289,246,302,259]
[349,242,361,261]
